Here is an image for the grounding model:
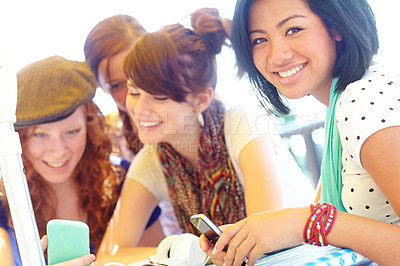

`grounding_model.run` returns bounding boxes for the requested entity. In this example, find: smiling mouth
[278,63,306,78]
[139,121,163,128]
[45,161,67,168]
